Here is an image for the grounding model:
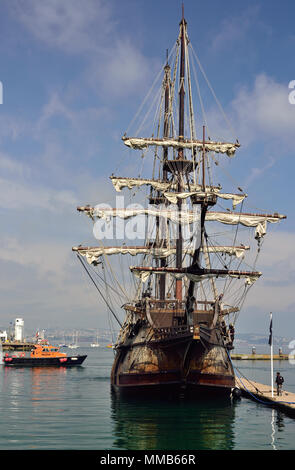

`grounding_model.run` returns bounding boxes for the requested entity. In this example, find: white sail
[73,245,249,264]
[110,177,245,209]
[80,207,201,225]
[206,211,286,239]
[163,191,246,209]
[110,176,221,194]
[78,205,285,238]
[123,137,240,157]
